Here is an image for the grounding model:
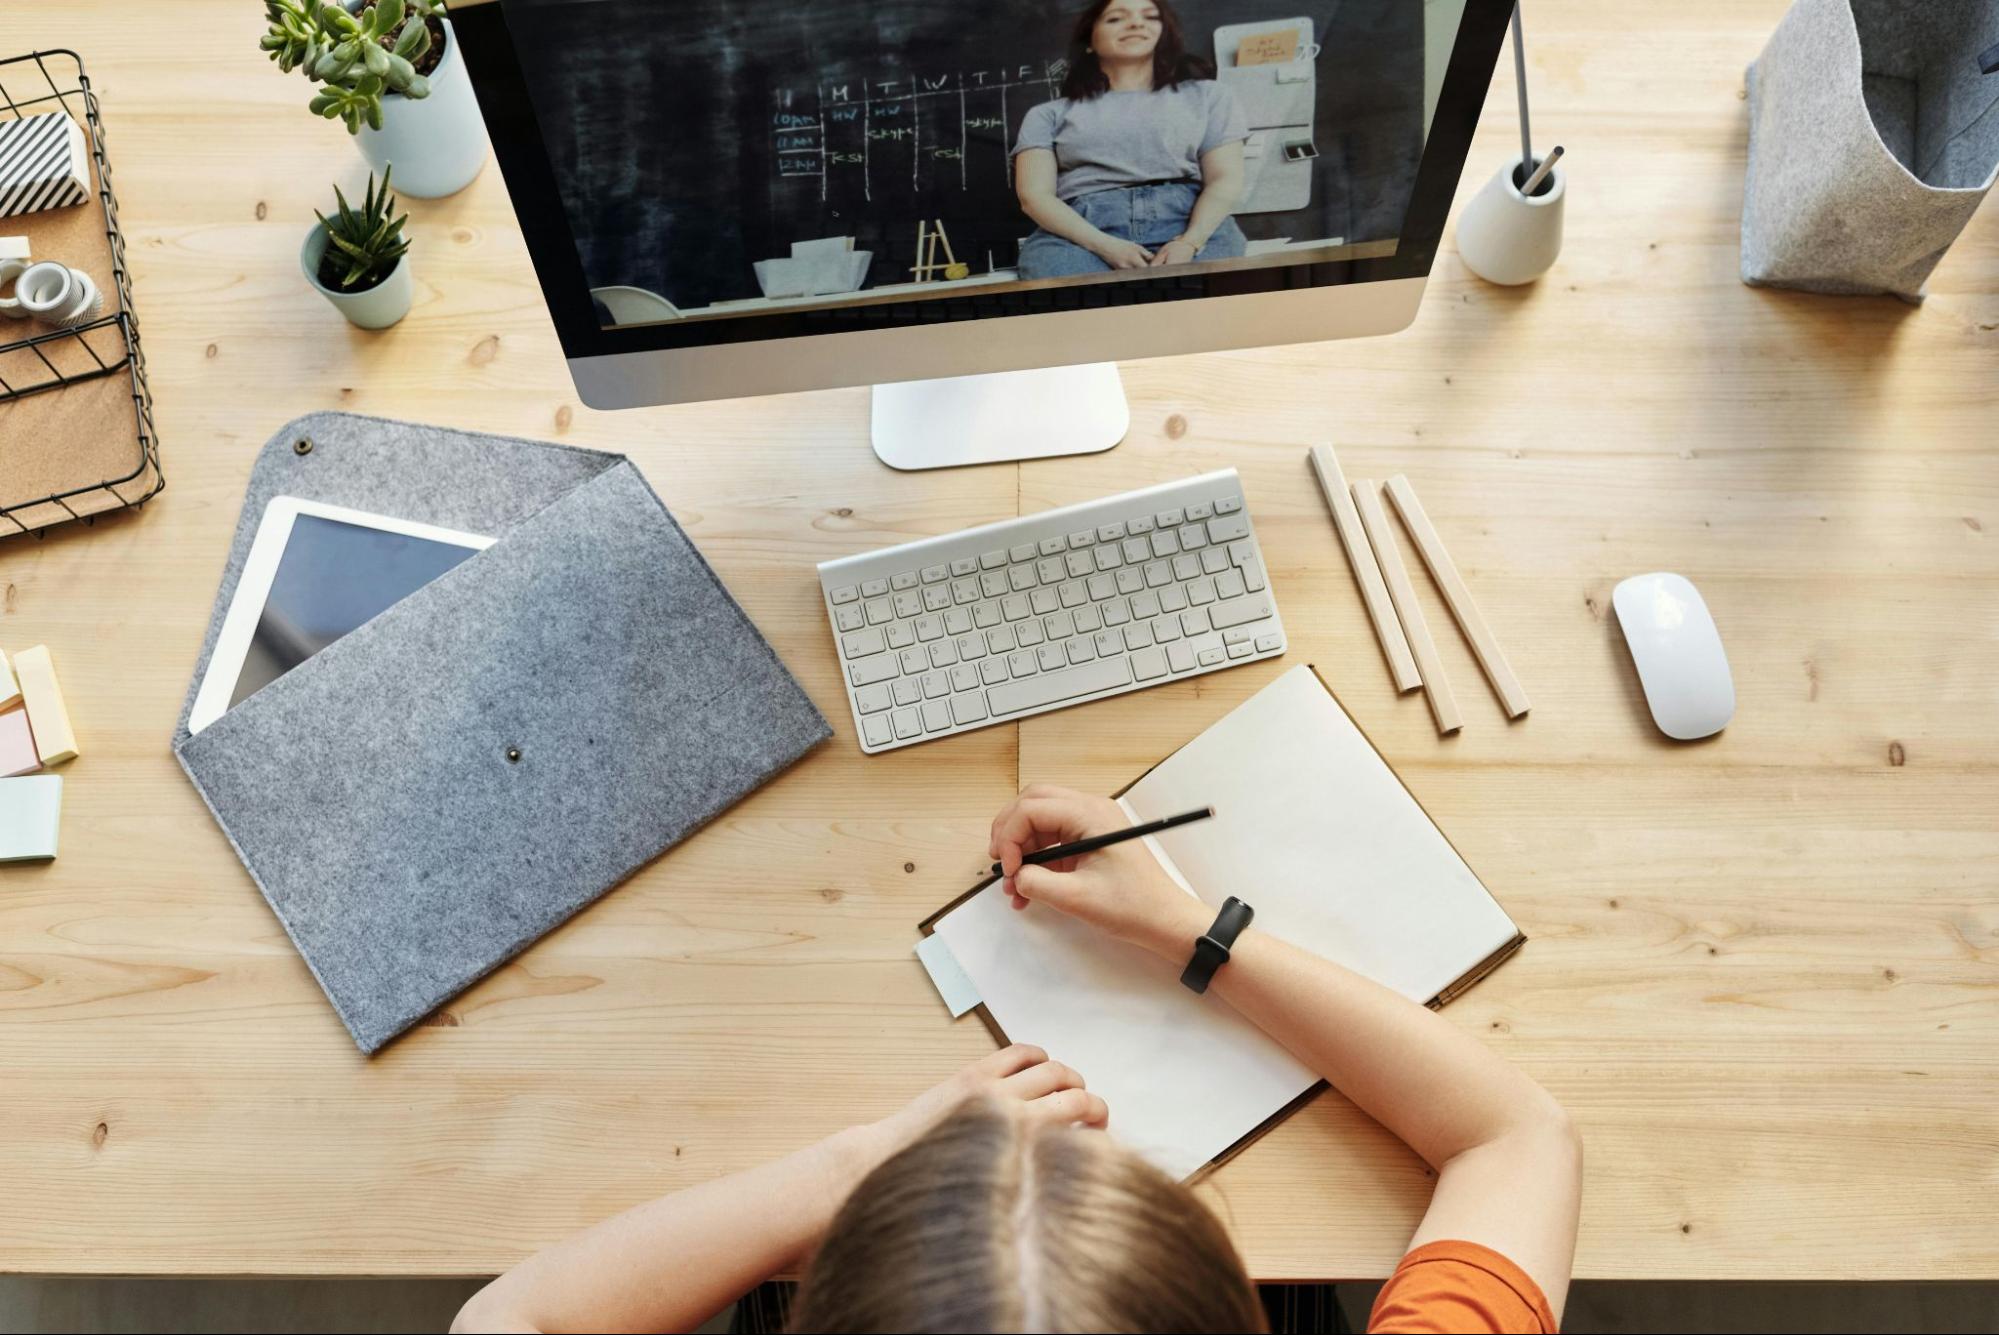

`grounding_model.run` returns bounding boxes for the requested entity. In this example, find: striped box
[0,111,88,218]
